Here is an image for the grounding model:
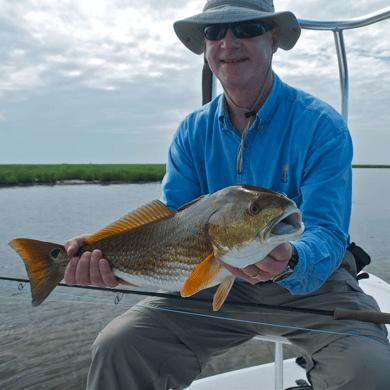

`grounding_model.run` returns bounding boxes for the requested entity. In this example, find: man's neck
[224,72,274,134]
